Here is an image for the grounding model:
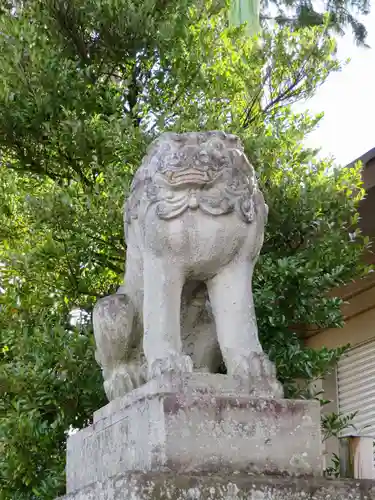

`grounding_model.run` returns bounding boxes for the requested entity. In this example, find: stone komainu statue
[93,131,283,401]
